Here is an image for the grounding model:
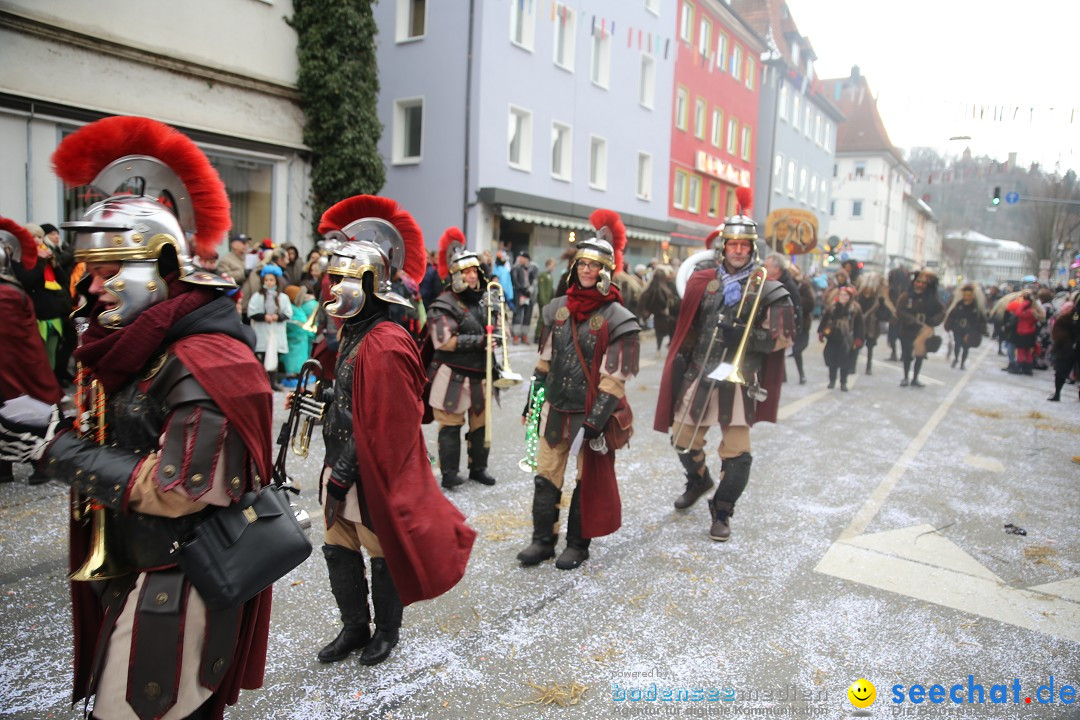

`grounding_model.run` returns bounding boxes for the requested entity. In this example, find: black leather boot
[674,450,714,510]
[517,476,561,565]
[359,557,402,666]
[318,545,371,663]
[708,453,752,542]
[466,427,496,485]
[438,425,464,488]
[556,486,591,570]
[0,460,13,483]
